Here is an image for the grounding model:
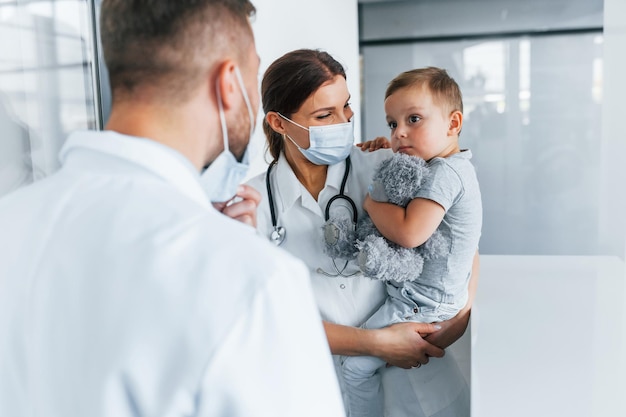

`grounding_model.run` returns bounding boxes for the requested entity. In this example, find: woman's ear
[215,61,238,110]
[448,110,463,136]
[266,111,287,135]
